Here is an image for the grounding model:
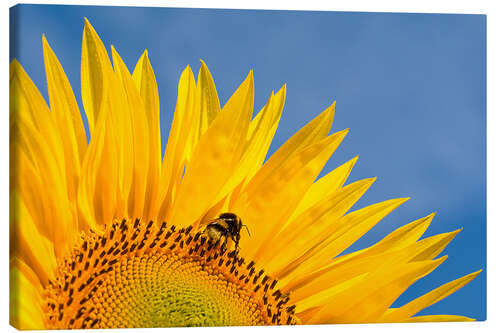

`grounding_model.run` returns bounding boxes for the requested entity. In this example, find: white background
[2,1,497,332]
